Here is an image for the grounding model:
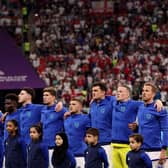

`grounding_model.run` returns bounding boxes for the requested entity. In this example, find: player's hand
[64,111,71,119]
[55,101,63,112]
[159,149,167,164]
[154,100,163,112]
[128,122,138,131]
[89,98,94,105]
[0,112,8,123]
